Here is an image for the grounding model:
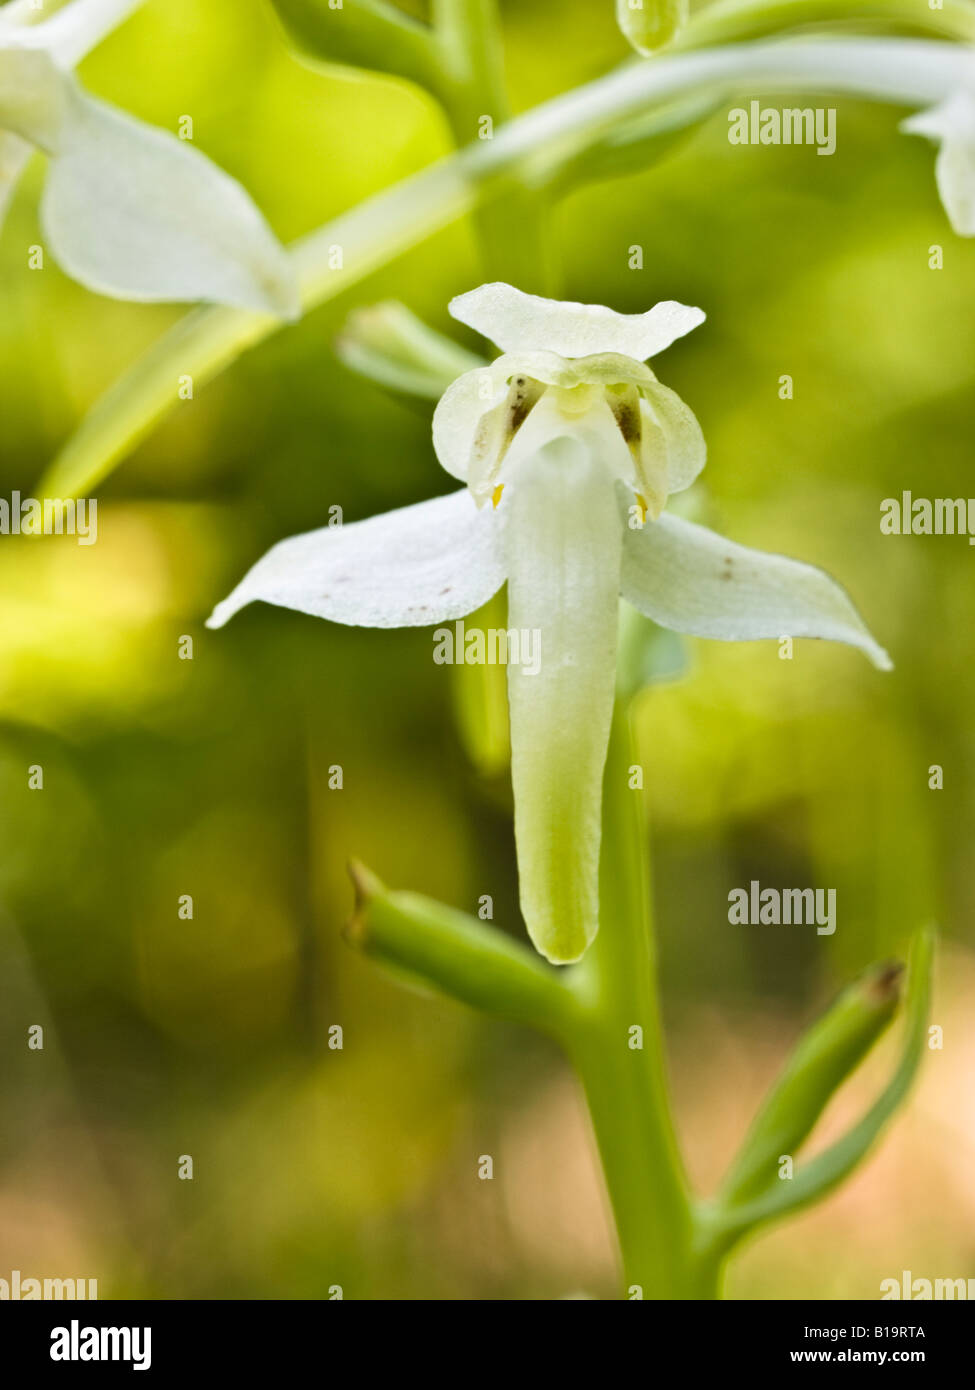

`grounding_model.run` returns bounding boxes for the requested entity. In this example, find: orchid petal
[902,92,975,236]
[641,378,706,494]
[207,489,506,631]
[432,365,510,486]
[0,129,32,227]
[622,513,892,669]
[503,436,623,963]
[40,84,299,316]
[0,43,65,145]
[30,0,146,68]
[449,281,705,361]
